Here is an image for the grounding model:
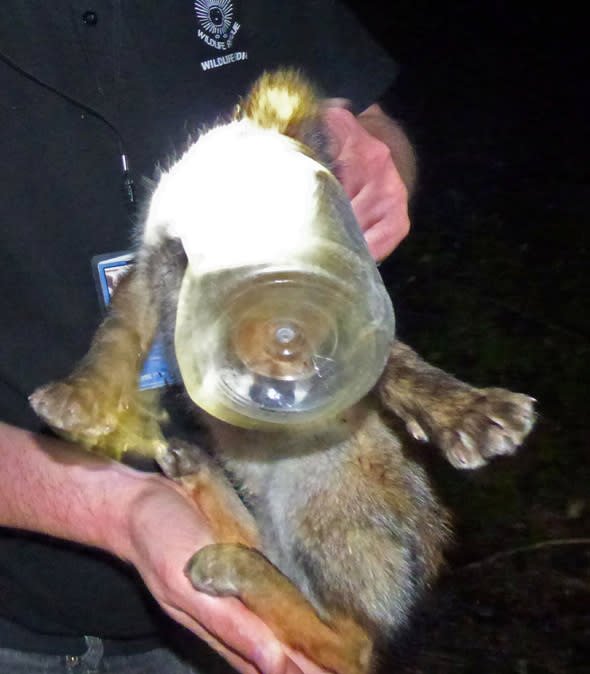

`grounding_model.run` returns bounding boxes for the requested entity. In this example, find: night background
[343,2,589,672]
